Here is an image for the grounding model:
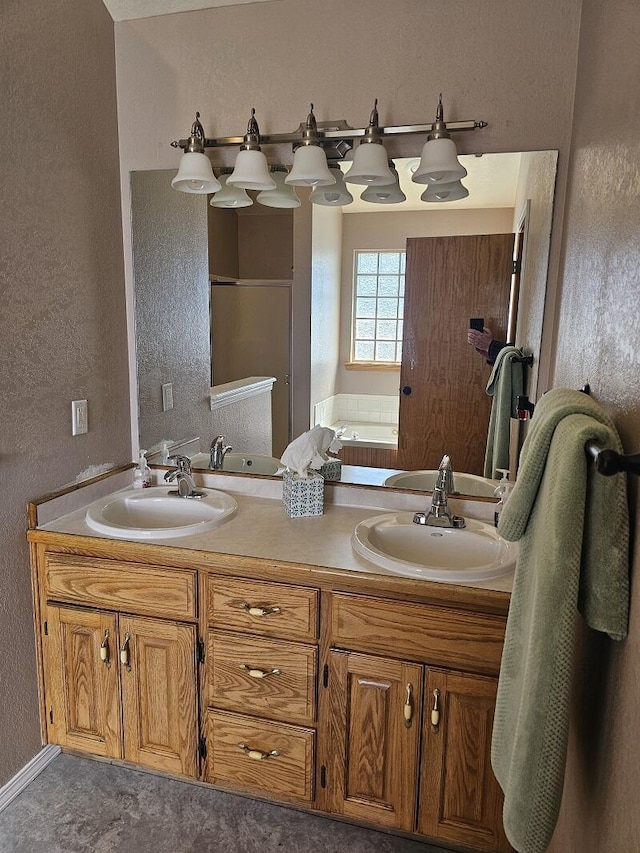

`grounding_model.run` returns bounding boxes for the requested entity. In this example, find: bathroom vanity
[28,477,513,853]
